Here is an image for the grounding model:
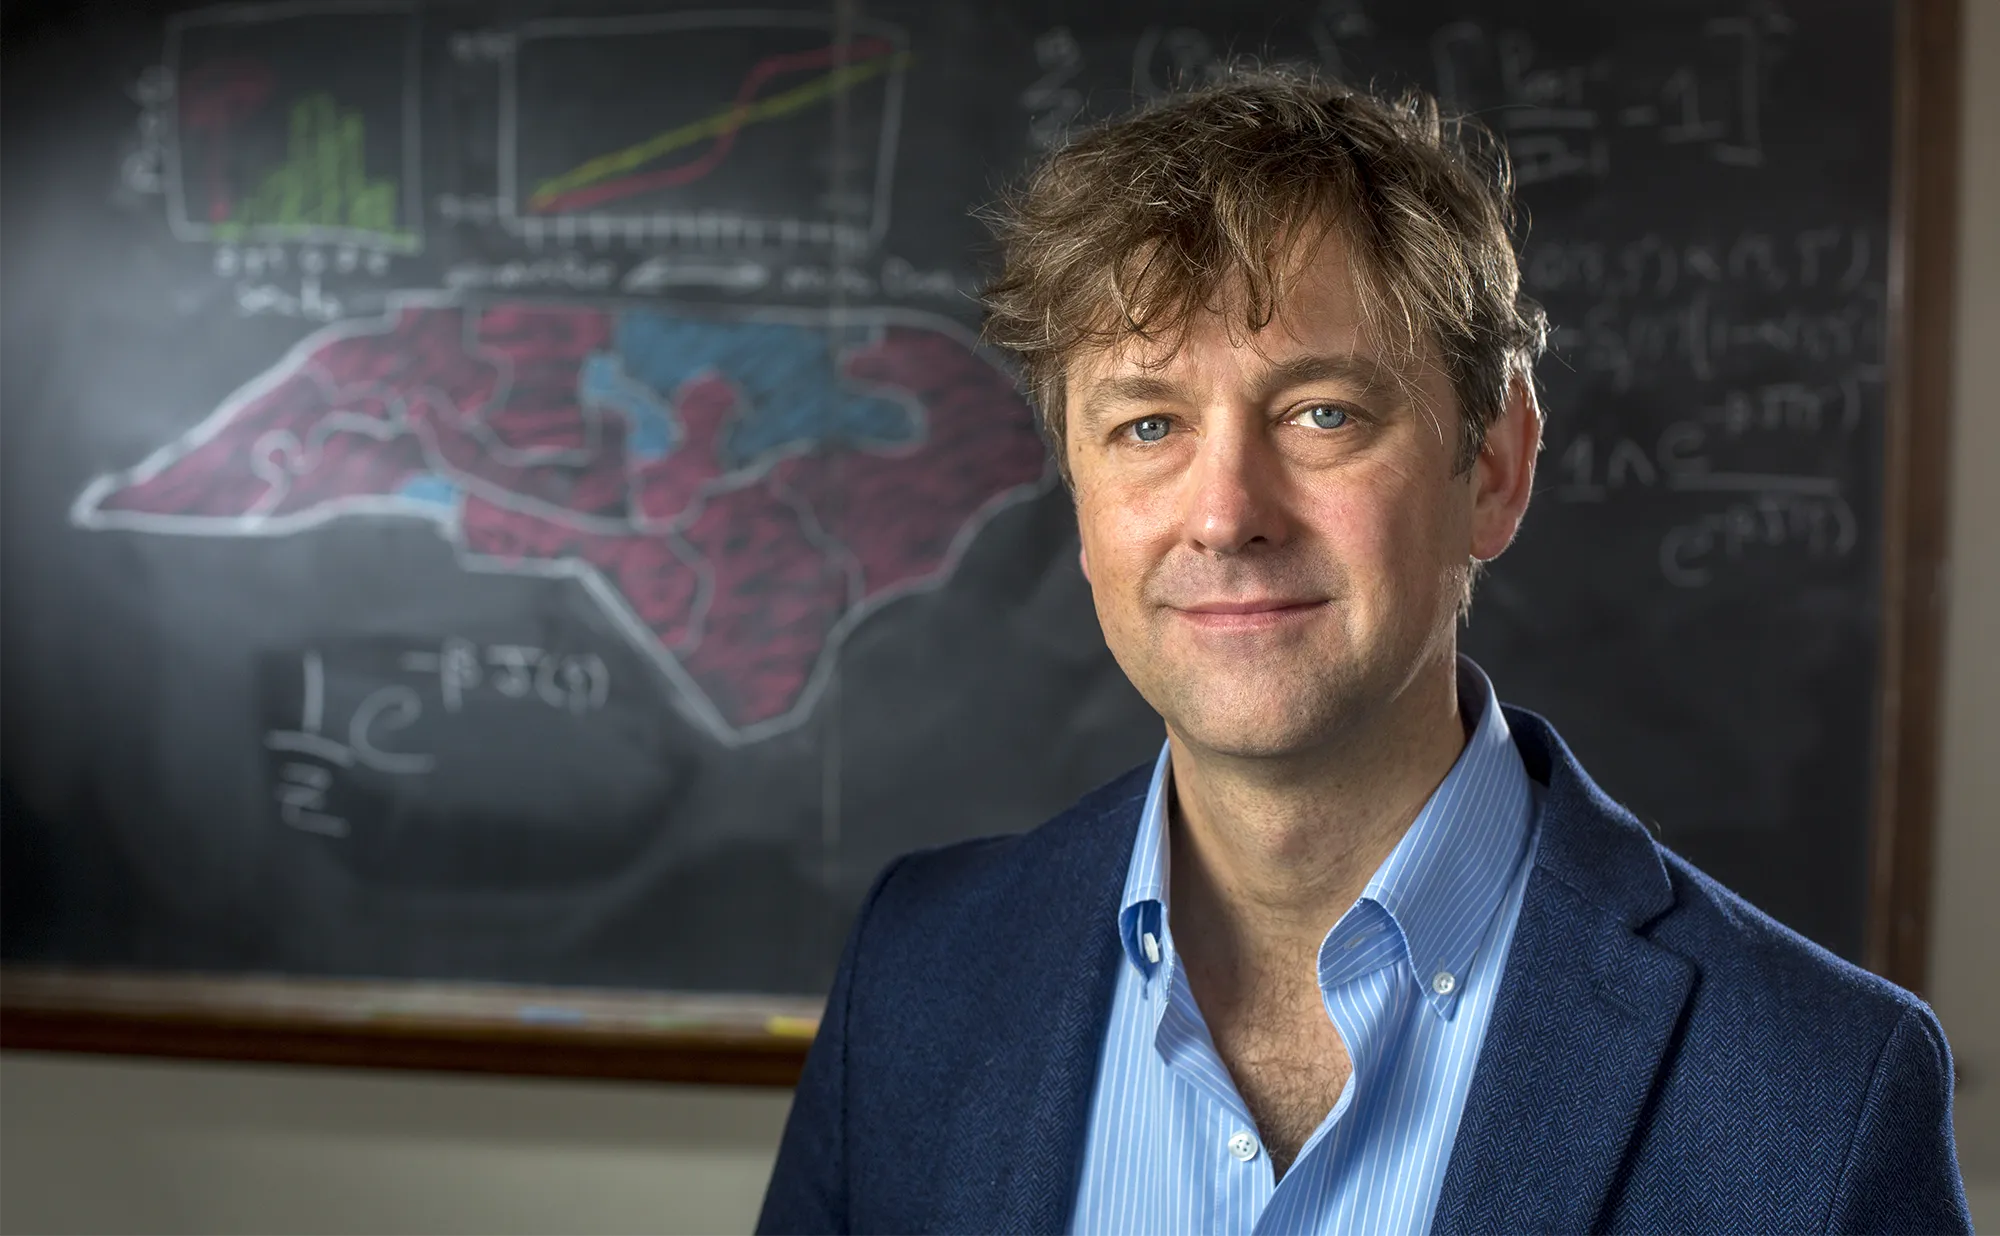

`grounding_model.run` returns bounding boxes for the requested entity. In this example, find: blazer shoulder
[1607,840,1966,1232]
[1650,840,1929,1038]
[1509,704,1927,1043]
